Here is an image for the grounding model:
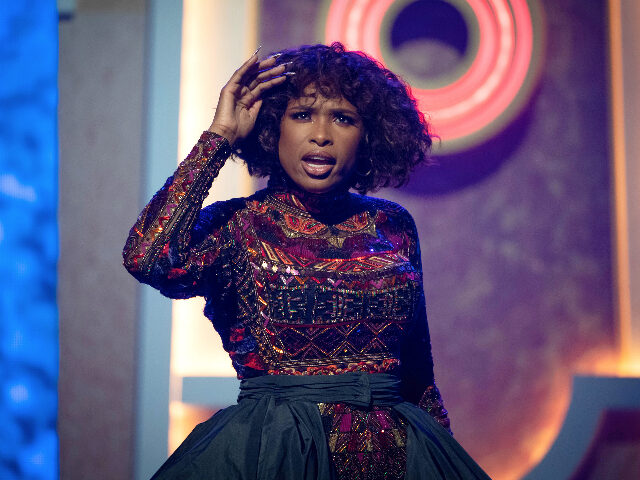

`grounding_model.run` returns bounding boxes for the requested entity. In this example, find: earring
[356,160,372,177]
[357,133,372,177]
